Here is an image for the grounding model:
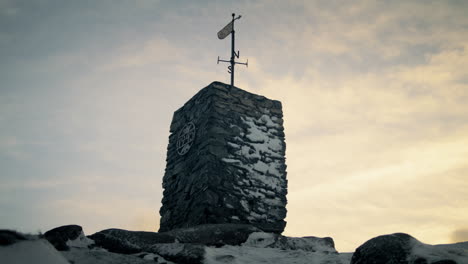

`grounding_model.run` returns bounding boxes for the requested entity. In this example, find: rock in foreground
[351,233,468,264]
[44,225,89,251]
[89,223,260,254]
[4,225,468,264]
[0,234,71,264]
